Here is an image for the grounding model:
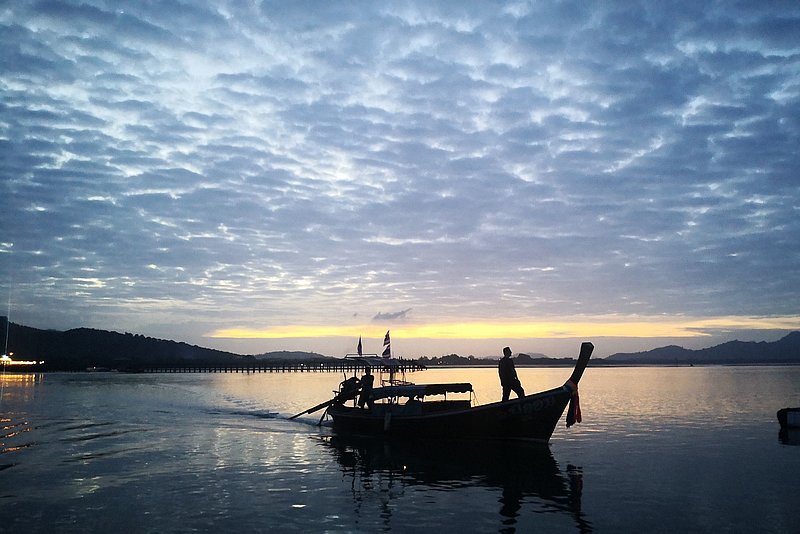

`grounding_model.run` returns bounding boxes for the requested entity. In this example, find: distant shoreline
[2,318,798,371]
[427,361,800,369]
[4,362,799,375]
